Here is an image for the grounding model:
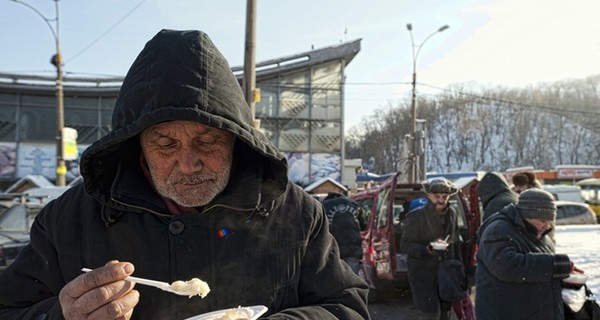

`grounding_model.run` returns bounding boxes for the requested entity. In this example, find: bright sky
[1,0,599,130]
